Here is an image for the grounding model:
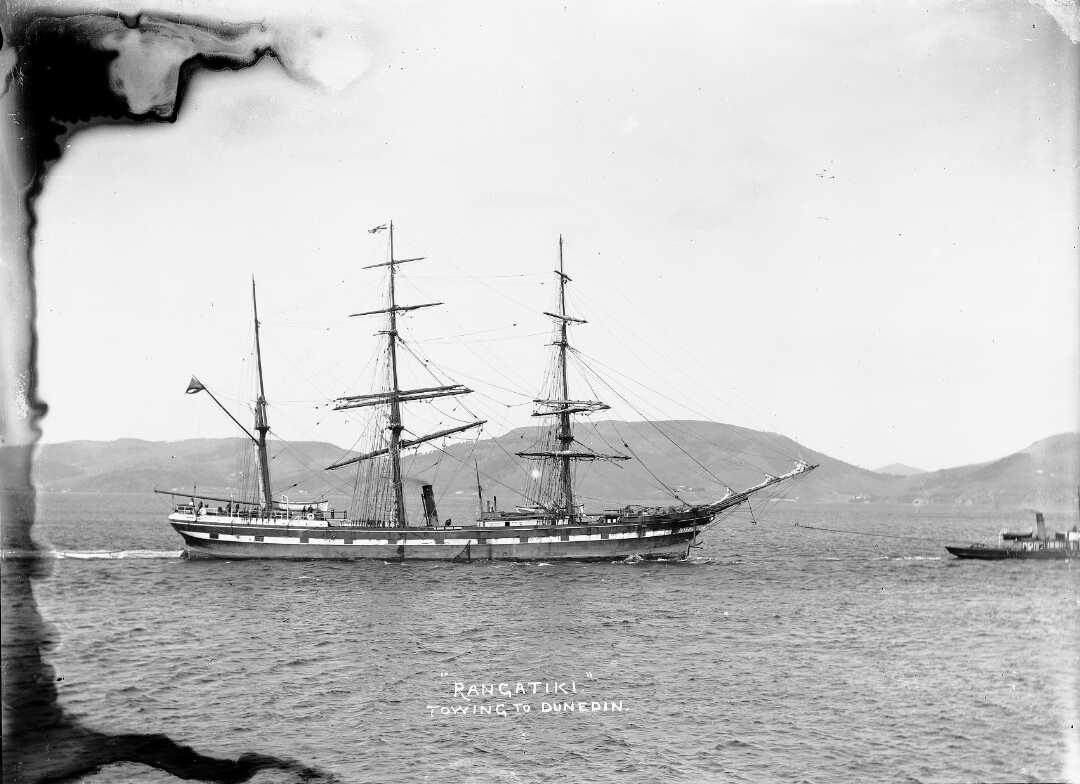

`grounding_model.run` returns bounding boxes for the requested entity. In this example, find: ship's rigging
[178,279,279,512]
[318,229,814,522]
[175,229,816,533]
[251,279,274,511]
[325,222,485,527]
[163,226,818,561]
[516,236,629,519]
